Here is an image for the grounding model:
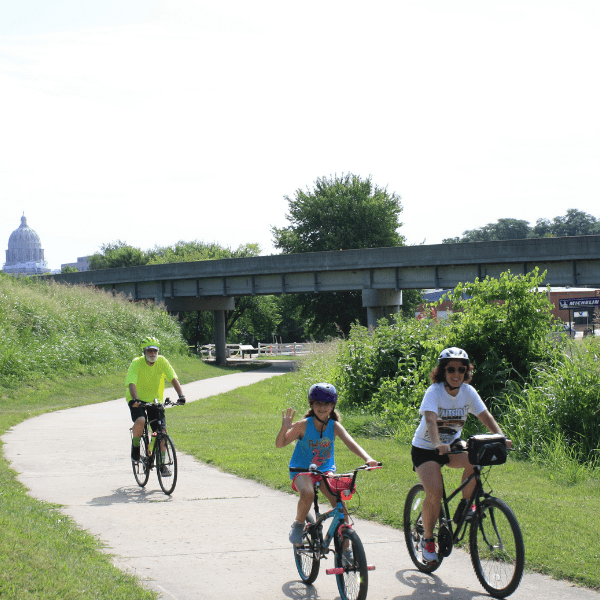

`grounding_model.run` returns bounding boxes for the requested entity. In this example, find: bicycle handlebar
[289,462,382,475]
[136,397,185,409]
